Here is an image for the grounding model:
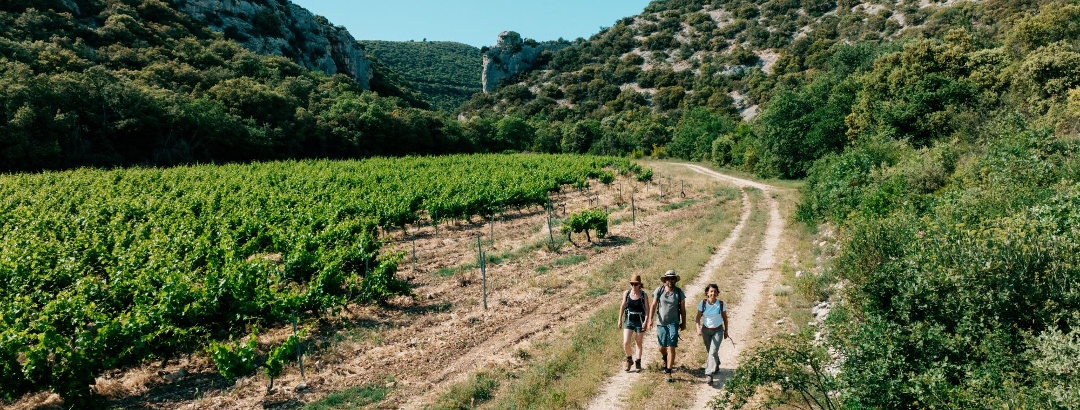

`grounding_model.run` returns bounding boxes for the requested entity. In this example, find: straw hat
[659,269,679,282]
